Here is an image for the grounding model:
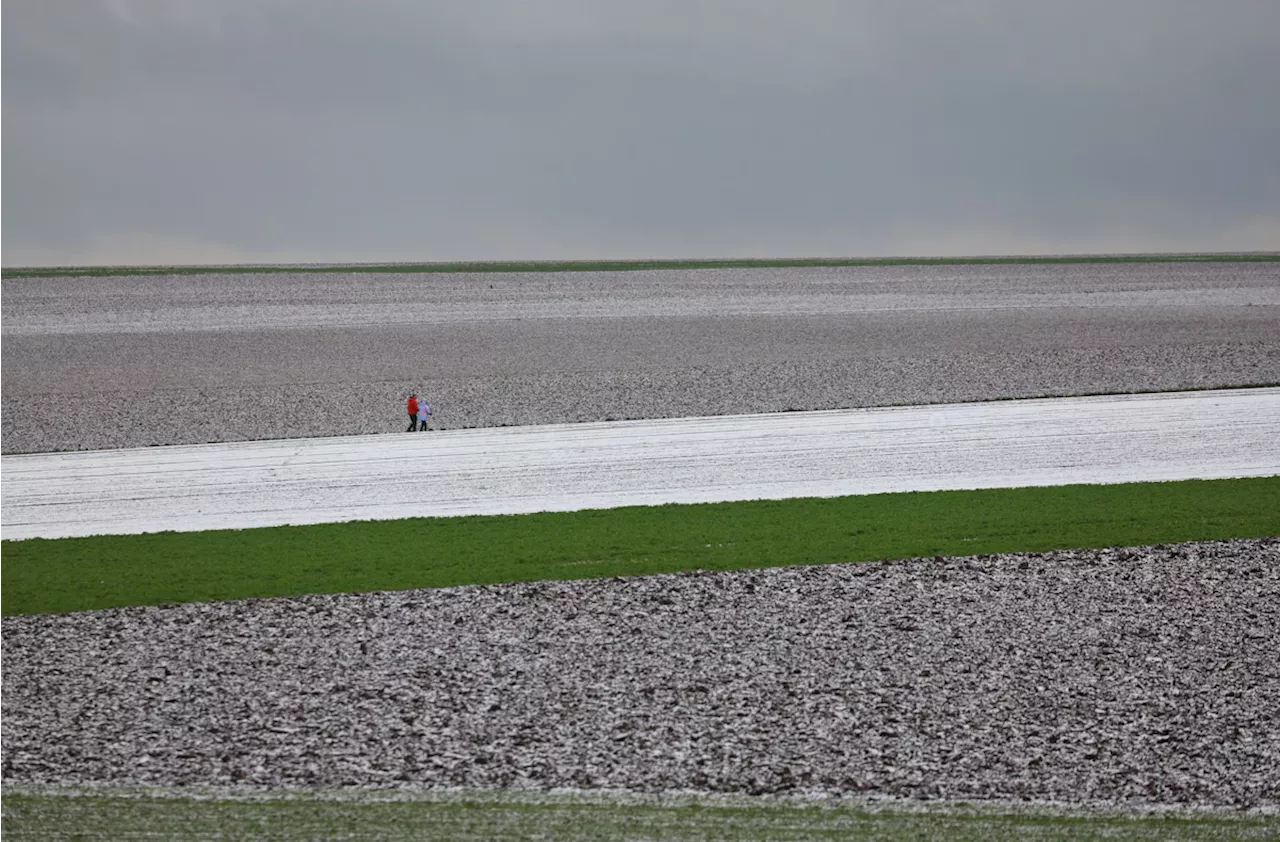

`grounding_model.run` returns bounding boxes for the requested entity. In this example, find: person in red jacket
[406,394,420,432]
